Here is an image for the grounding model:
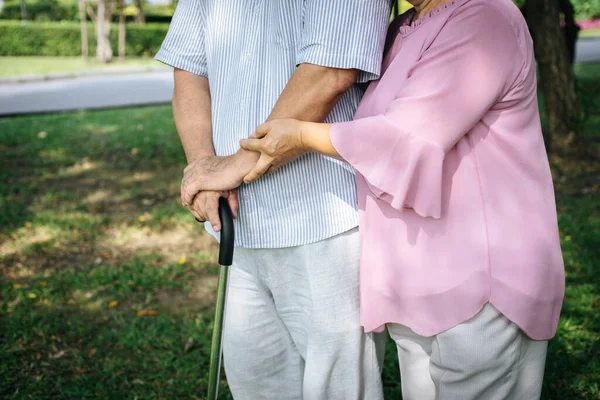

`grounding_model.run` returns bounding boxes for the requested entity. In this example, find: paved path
[0,69,174,116]
[576,37,600,64]
[0,38,599,116]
